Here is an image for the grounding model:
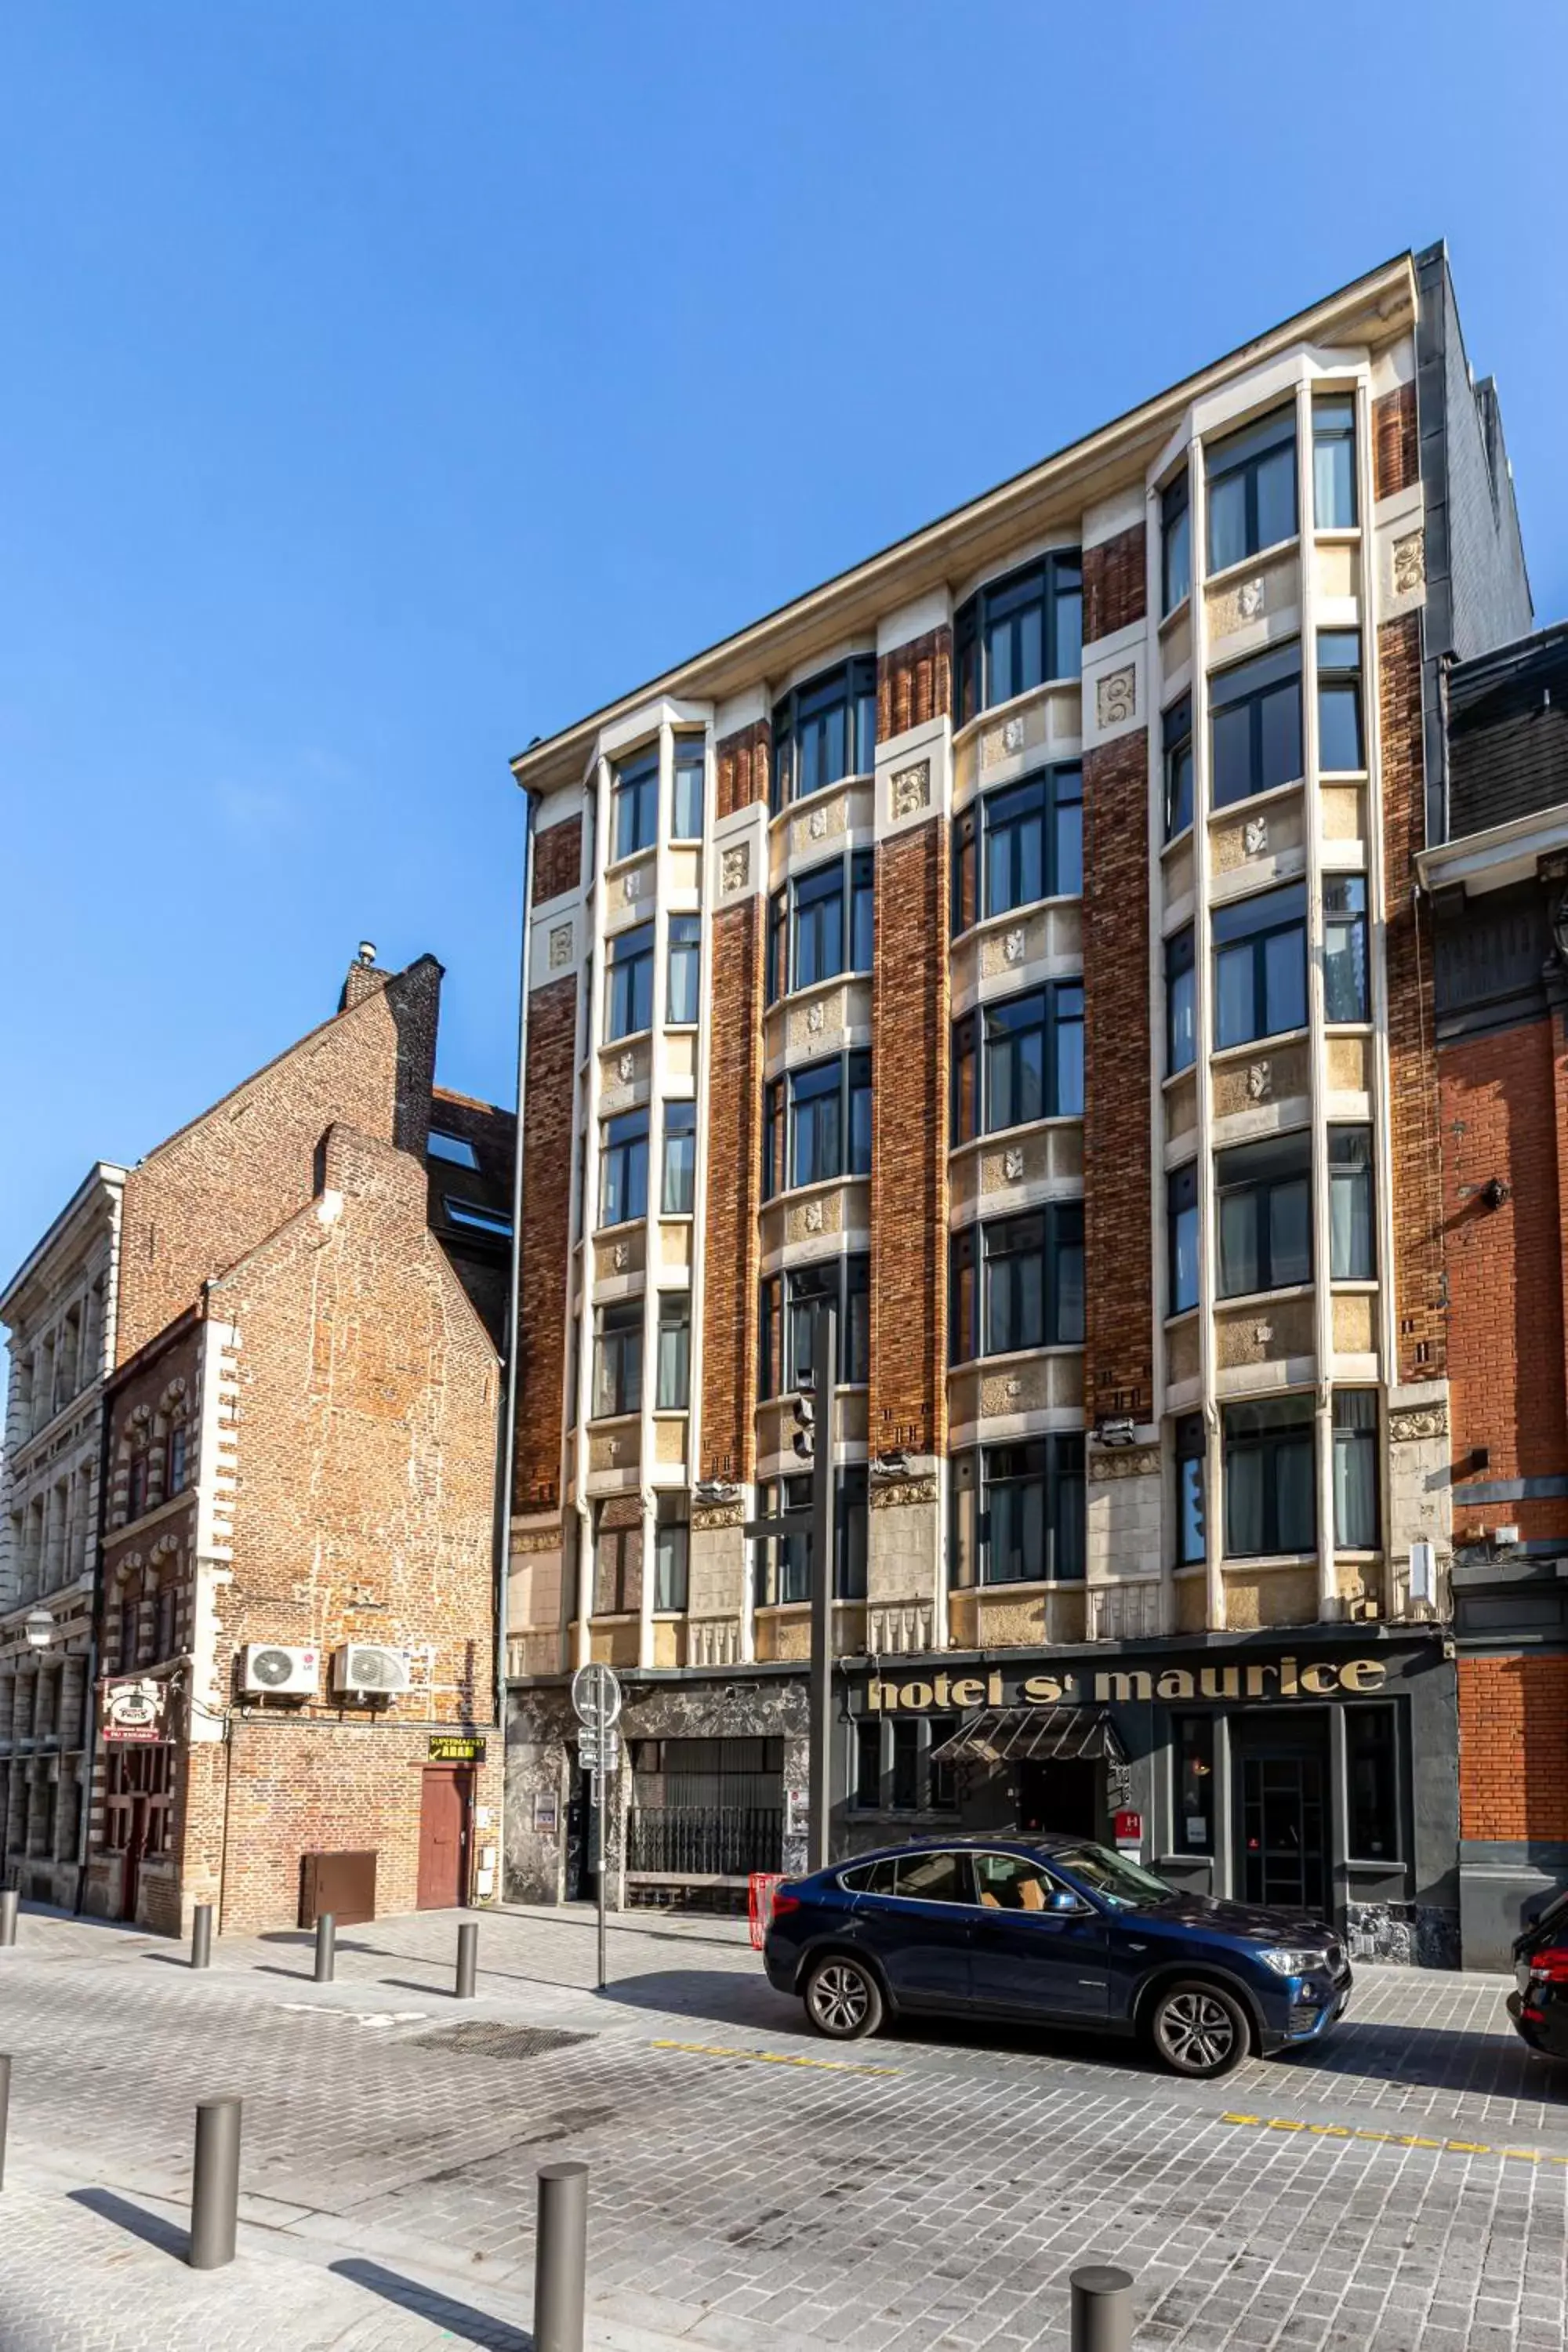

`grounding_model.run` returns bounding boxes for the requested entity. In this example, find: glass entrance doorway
[1233,1712,1329,1917]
